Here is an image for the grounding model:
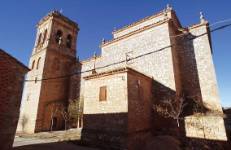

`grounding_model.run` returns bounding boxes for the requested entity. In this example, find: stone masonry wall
[17,17,53,133]
[168,19,183,94]
[184,115,227,141]
[127,71,152,133]
[17,50,47,133]
[84,72,128,115]
[187,23,222,111]
[82,71,128,149]
[127,71,153,150]
[80,20,176,103]
[180,23,226,141]
[82,68,153,149]
[18,8,227,143]
[113,12,165,38]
